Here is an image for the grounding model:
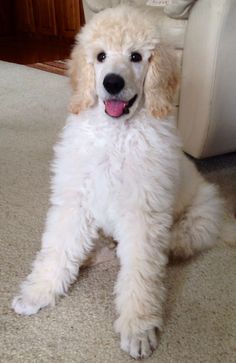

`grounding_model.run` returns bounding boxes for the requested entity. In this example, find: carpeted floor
[0,60,236,363]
